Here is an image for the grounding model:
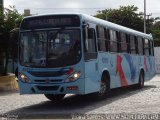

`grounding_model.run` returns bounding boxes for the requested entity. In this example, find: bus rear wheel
[98,74,110,98]
[137,71,144,88]
[44,94,65,102]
